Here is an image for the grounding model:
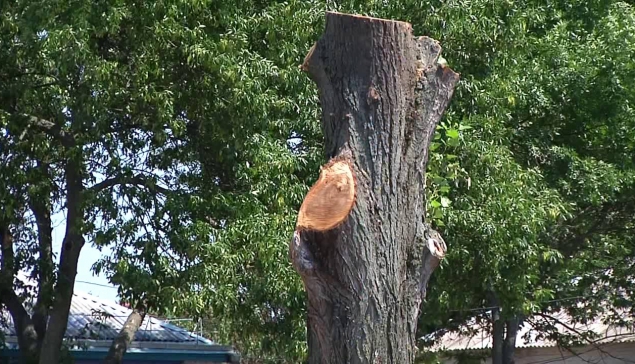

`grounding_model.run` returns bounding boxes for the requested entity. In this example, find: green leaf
[446,128,460,139]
